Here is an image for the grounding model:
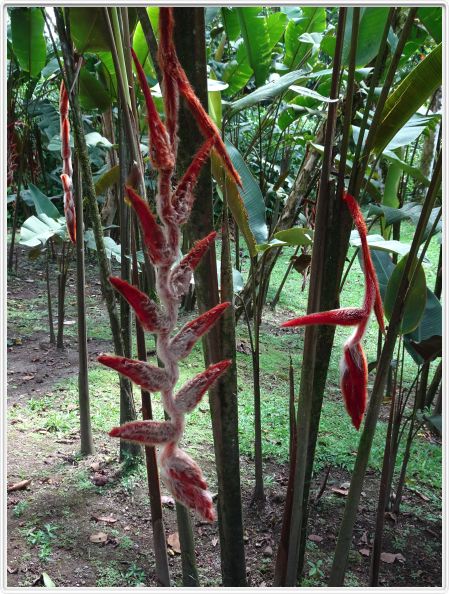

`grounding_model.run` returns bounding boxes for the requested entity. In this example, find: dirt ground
[6,247,442,587]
